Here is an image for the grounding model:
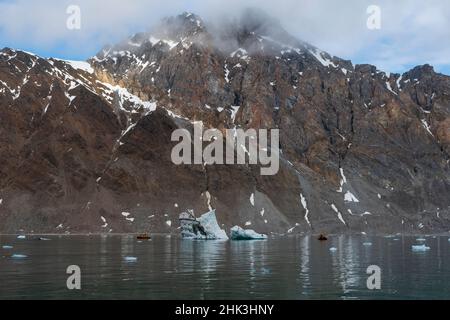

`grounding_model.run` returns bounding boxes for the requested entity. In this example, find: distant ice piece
[416,238,426,242]
[412,244,431,252]
[230,226,267,240]
[329,247,338,252]
[2,245,13,249]
[11,254,27,259]
[179,210,228,240]
[124,256,138,262]
[17,235,26,239]
[363,242,373,246]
